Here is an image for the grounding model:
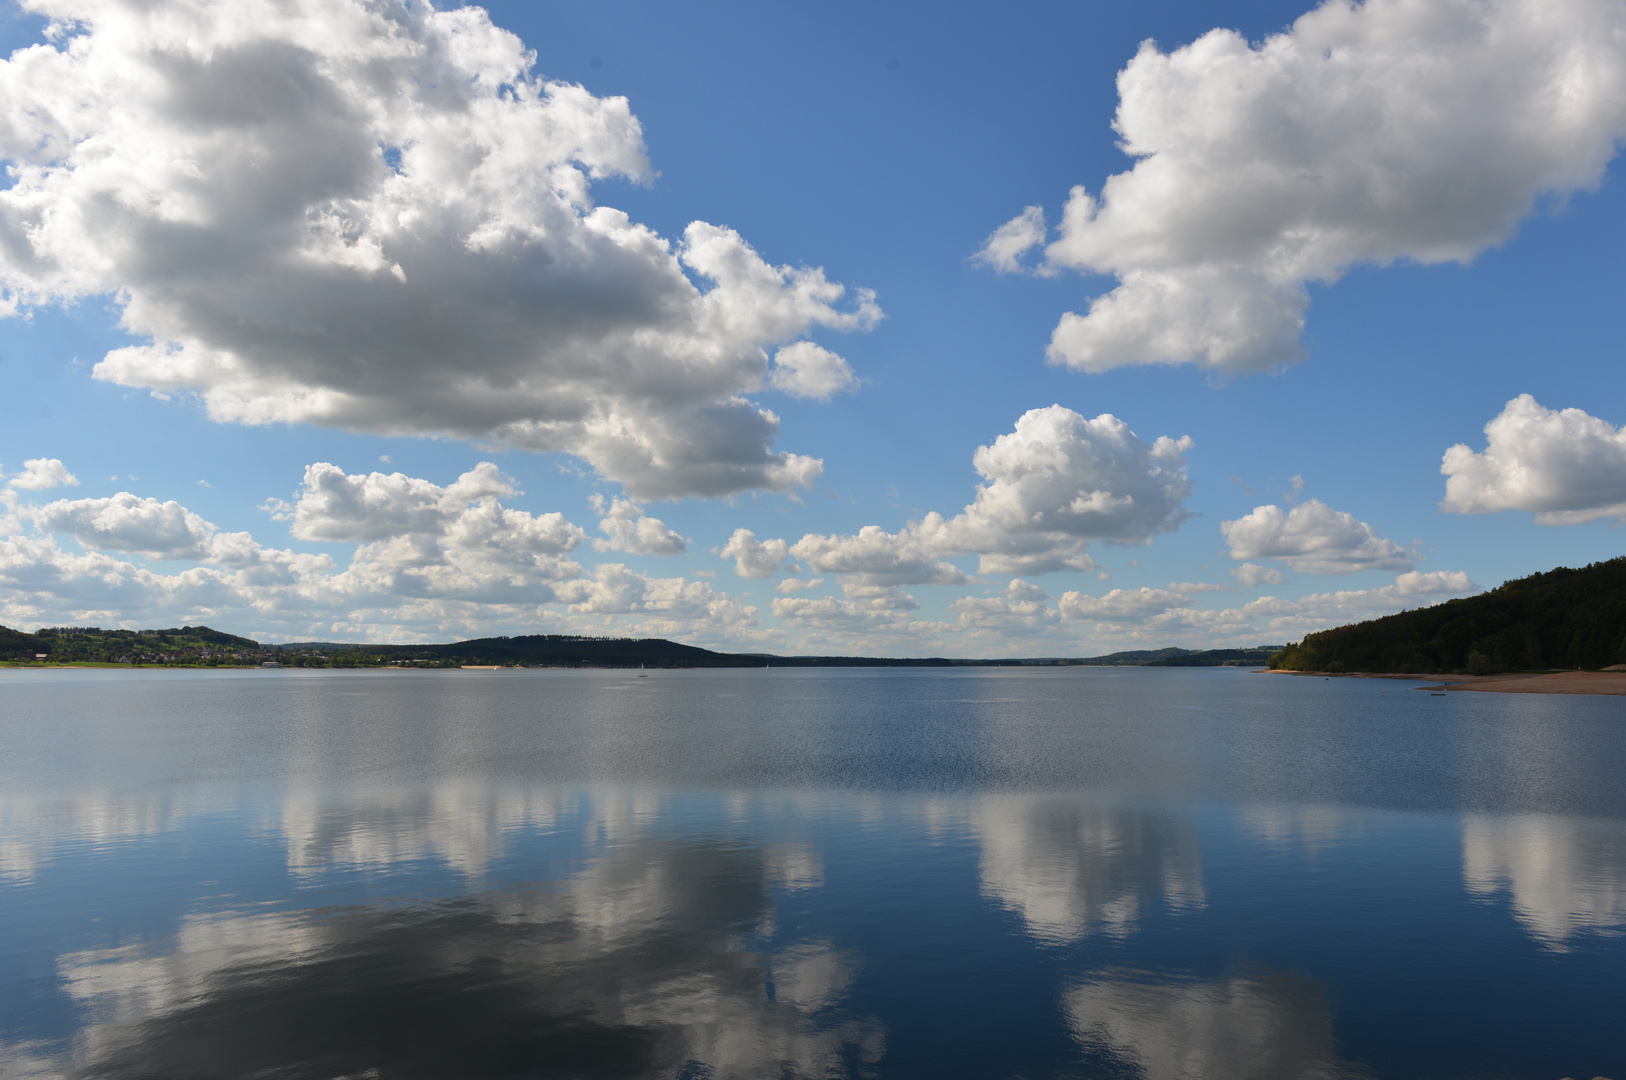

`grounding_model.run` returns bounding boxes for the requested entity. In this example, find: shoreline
[1261,667,1626,696]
